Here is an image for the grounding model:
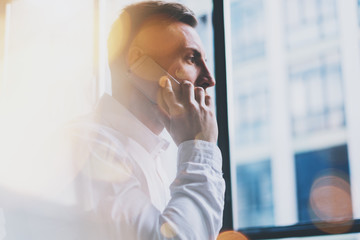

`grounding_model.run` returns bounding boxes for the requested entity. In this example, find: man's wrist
[177,140,222,172]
